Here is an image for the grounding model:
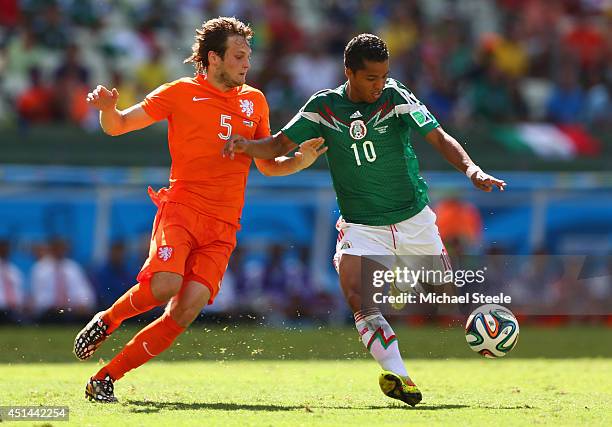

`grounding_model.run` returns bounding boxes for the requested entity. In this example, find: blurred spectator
[30,2,72,50]
[91,241,134,309]
[231,243,294,322]
[263,243,288,303]
[262,66,304,124]
[54,44,89,85]
[206,266,238,316]
[0,0,610,130]
[44,44,91,126]
[16,67,55,126]
[434,197,483,253]
[0,0,610,327]
[379,3,421,58]
[0,0,19,28]
[583,255,612,314]
[491,21,529,79]
[550,257,592,315]
[284,245,336,322]
[420,67,456,124]
[282,245,312,321]
[508,247,562,313]
[288,39,340,100]
[3,27,45,96]
[546,65,584,123]
[583,69,611,125]
[468,58,526,122]
[562,14,606,72]
[438,20,473,84]
[111,70,138,110]
[30,238,95,322]
[285,246,313,300]
[225,245,248,309]
[235,245,267,312]
[481,245,510,296]
[0,240,26,323]
[67,0,104,28]
[264,0,304,54]
[135,44,170,95]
